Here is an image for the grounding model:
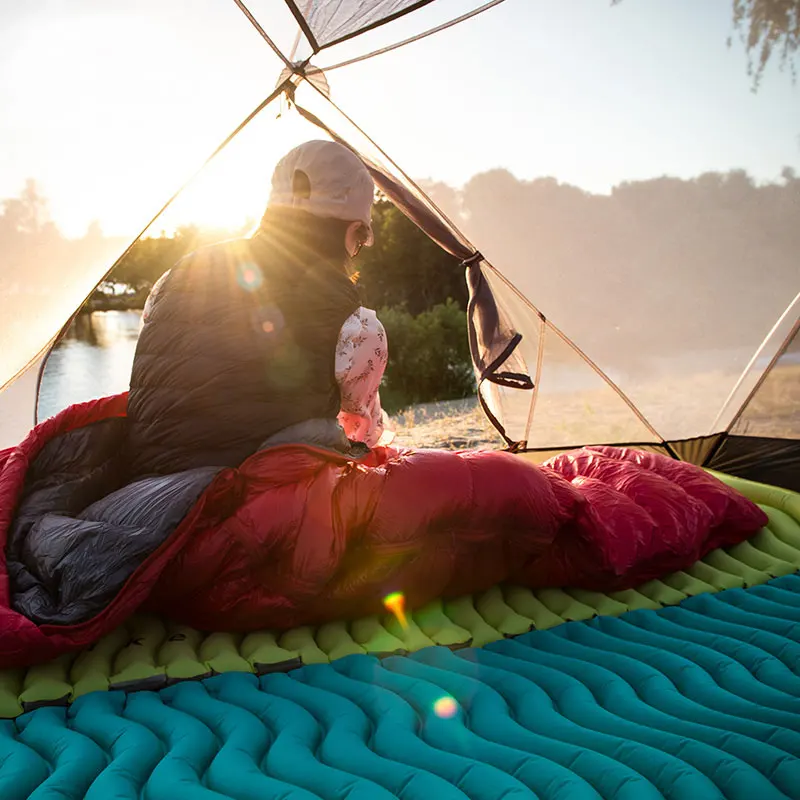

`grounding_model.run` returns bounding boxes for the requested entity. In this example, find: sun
[150,102,339,239]
[145,109,322,238]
